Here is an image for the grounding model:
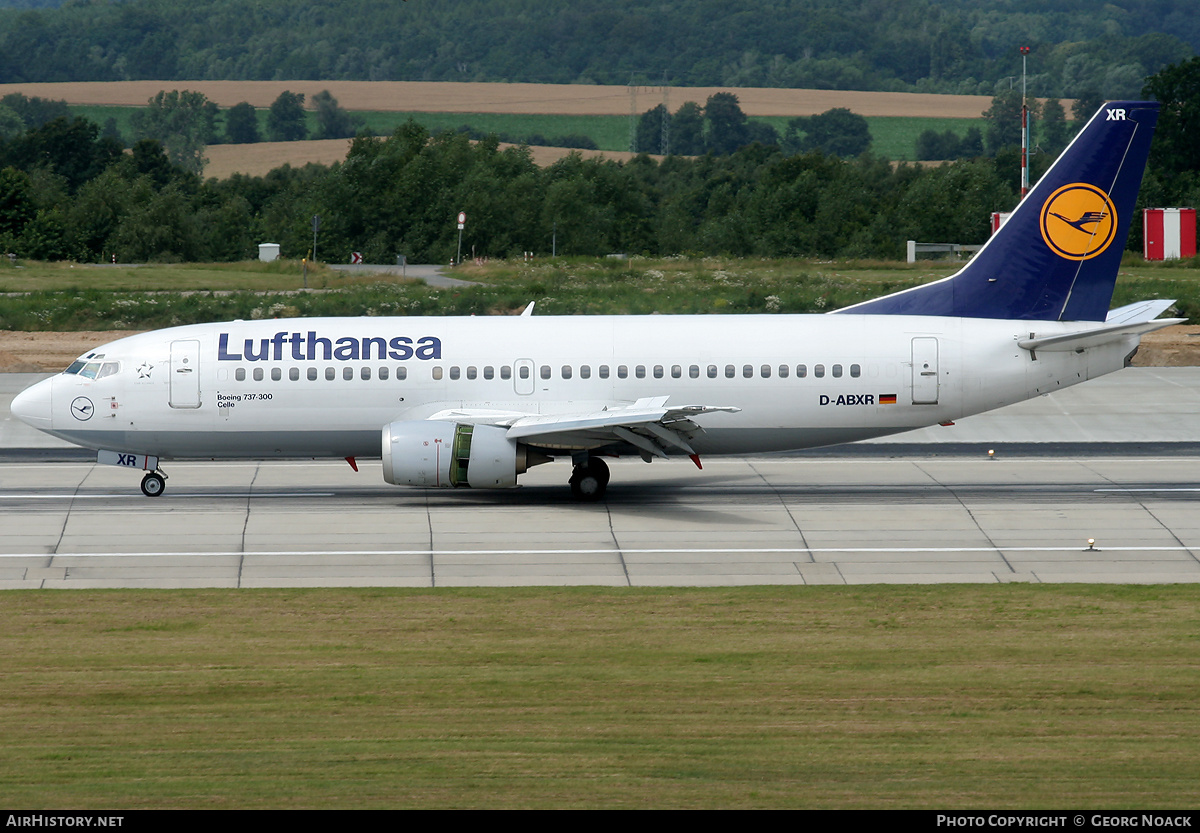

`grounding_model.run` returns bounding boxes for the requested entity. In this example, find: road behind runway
[3,368,1199,588]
